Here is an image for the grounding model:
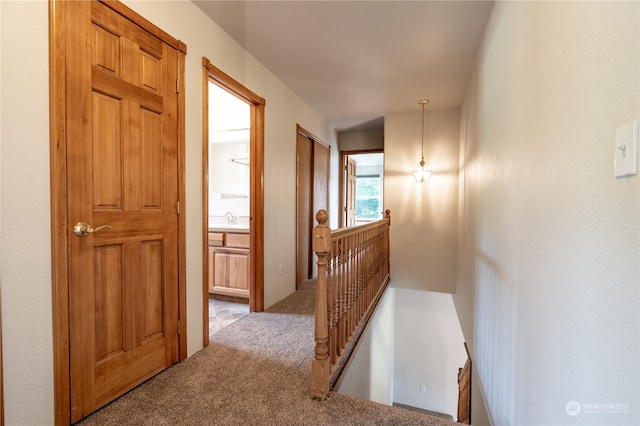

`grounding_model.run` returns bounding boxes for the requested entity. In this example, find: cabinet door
[208,246,216,293]
[228,252,249,290]
[211,247,249,298]
[213,252,229,288]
